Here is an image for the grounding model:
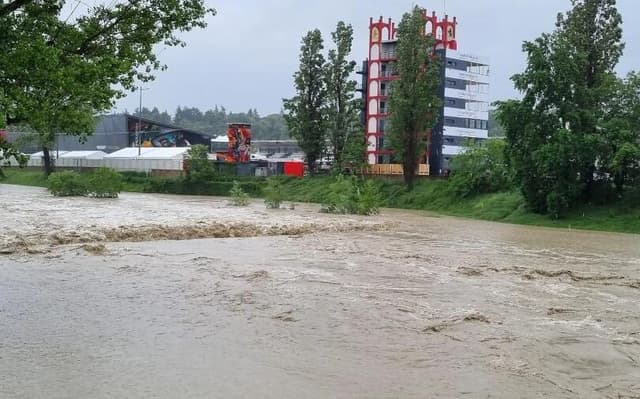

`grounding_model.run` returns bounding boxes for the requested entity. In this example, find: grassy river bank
[3,168,639,234]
